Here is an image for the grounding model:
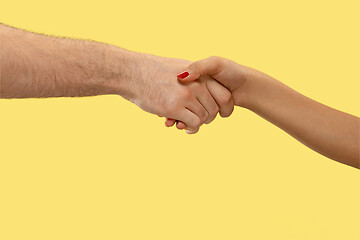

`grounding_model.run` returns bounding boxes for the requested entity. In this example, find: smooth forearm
[242,67,359,168]
[0,24,145,99]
